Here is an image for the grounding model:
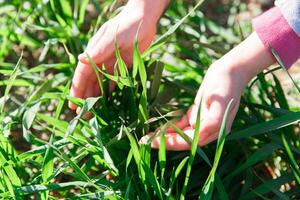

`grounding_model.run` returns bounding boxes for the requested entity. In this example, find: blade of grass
[2,173,15,198]
[65,97,100,138]
[22,101,41,142]
[49,0,67,27]
[166,156,189,197]
[199,99,234,200]
[133,35,149,134]
[229,112,300,140]
[41,135,54,183]
[86,53,106,98]
[0,51,22,112]
[90,117,119,176]
[41,134,54,200]
[241,173,294,200]
[150,61,164,100]
[115,38,134,88]
[144,0,206,57]
[215,175,229,200]
[280,133,300,185]
[0,147,21,189]
[7,181,101,197]
[78,0,89,26]
[70,191,120,199]
[225,143,280,180]
[153,107,212,167]
[180,97,203,199]
[141,161,163,200]
[159,127,166,187]
[123,125,147,191]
